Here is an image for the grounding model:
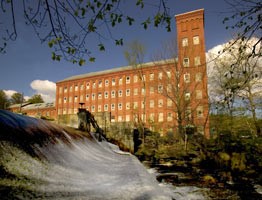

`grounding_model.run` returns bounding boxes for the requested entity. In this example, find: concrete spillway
[0,110,173,200]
